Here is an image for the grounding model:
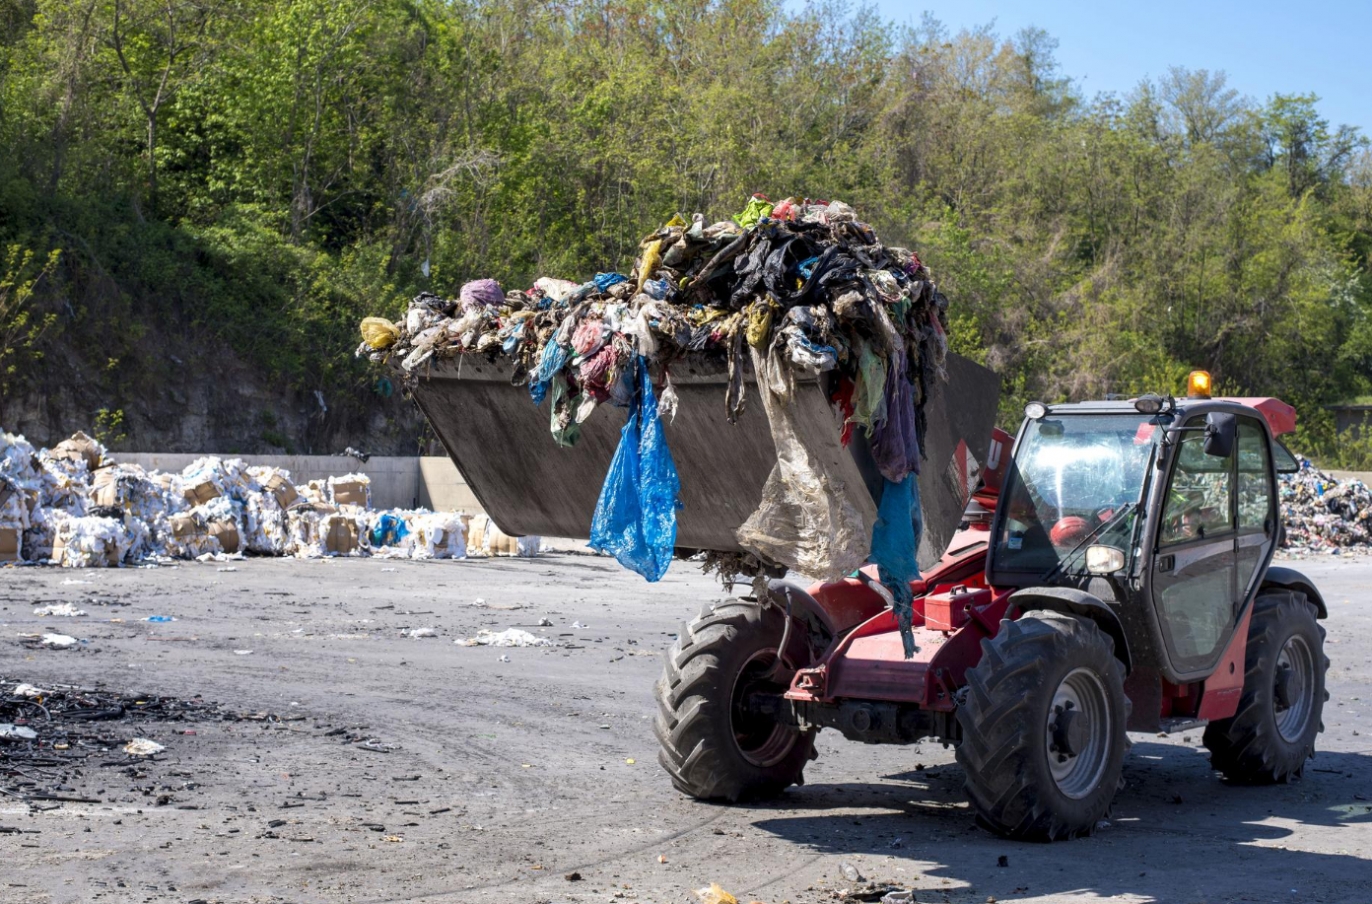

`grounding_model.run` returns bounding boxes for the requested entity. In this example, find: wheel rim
[1046,667,1113,800]
[729,648,798,768]
[1274,634,1316,743]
